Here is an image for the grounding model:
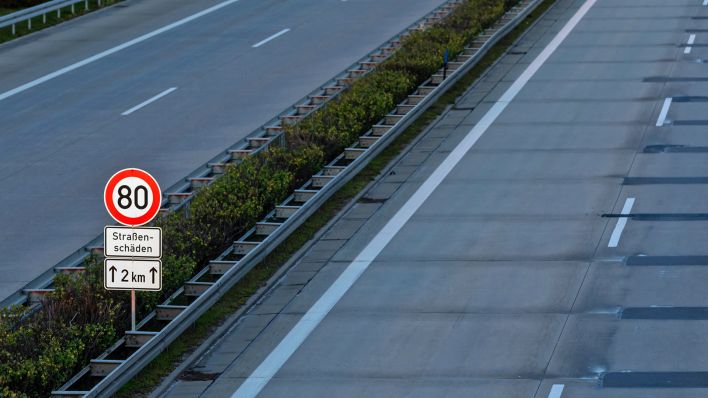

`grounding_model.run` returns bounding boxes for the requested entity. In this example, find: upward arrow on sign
[150,267,158,284]
[109,265,117,282]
